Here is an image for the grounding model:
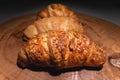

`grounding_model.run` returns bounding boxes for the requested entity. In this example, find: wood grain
[0,13,120,80]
